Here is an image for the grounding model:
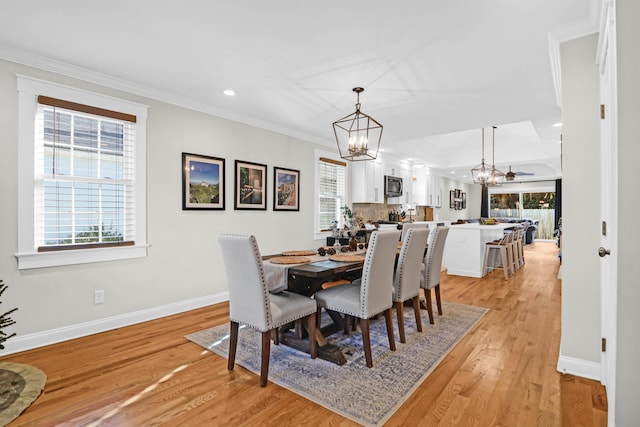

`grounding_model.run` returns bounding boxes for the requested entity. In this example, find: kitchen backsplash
[353,203,433,223]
